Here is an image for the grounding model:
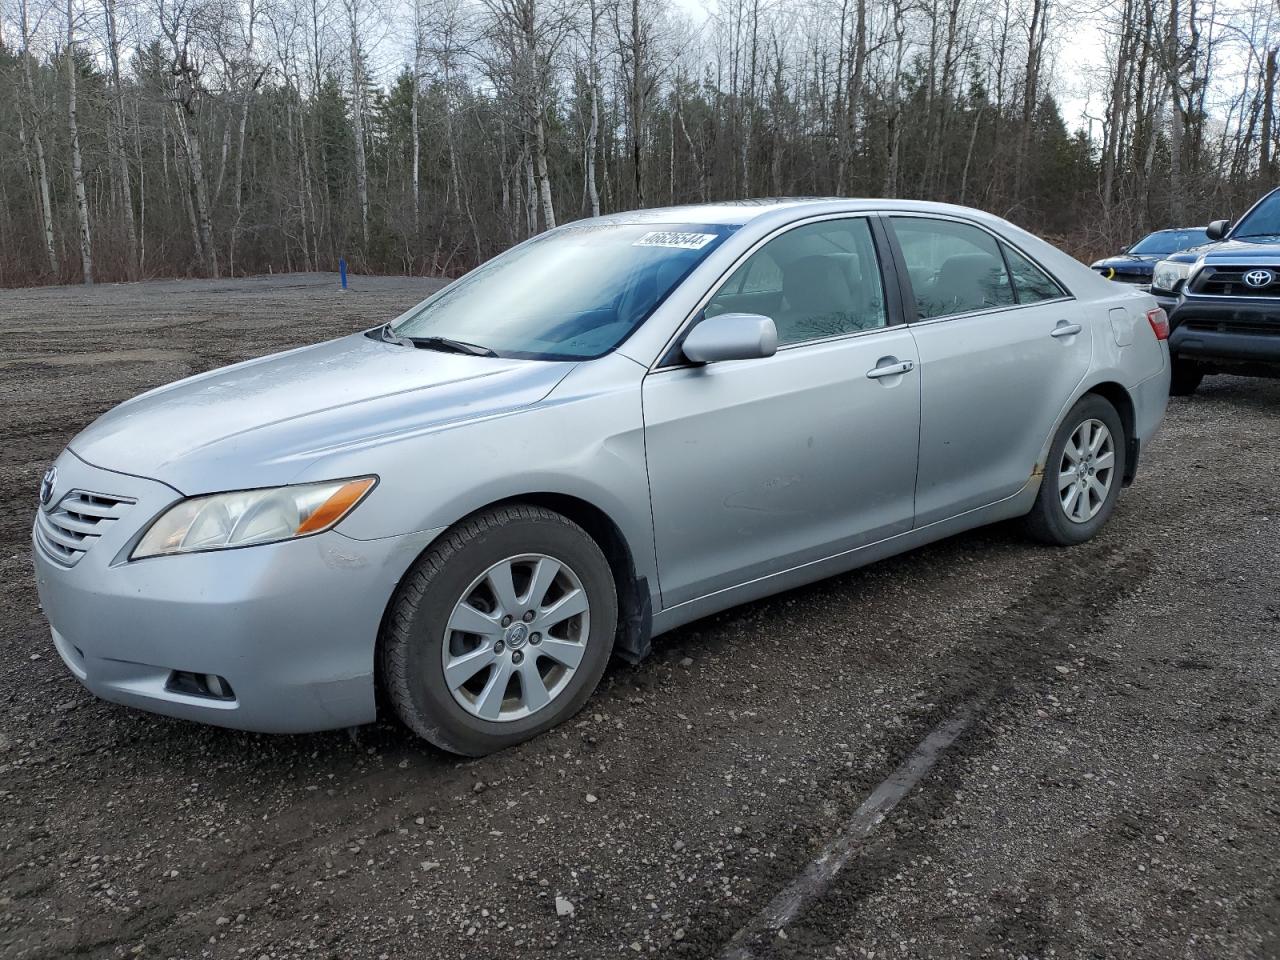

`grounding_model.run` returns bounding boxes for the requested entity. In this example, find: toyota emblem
[39,465,57,507]
[1243,268,1274,288]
